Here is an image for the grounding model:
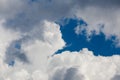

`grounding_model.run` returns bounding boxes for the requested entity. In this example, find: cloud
[73,1,120,46]
[1,0,120,47]
[0,0,26,19]
[48,67,85,80]
[48,48,120,80]
[0,0,120,80]
[111,75,120,80]
[0,19,21,79]
[4,47,120,80]
[3,0,75,32]
[0,20,65,80]
[0,19,20,59]
[74,0,120,8]
[4,20,65,66]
